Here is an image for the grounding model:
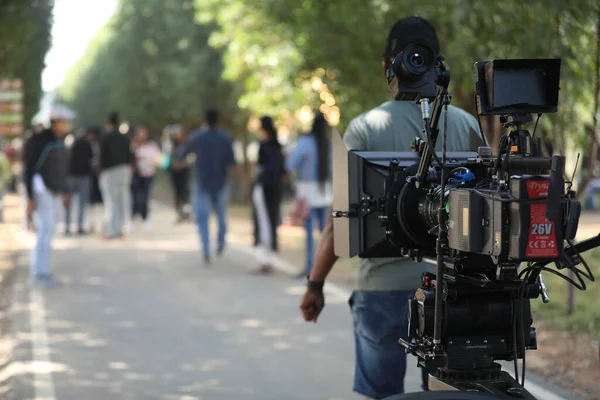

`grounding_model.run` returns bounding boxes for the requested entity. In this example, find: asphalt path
[4,203,584,400]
